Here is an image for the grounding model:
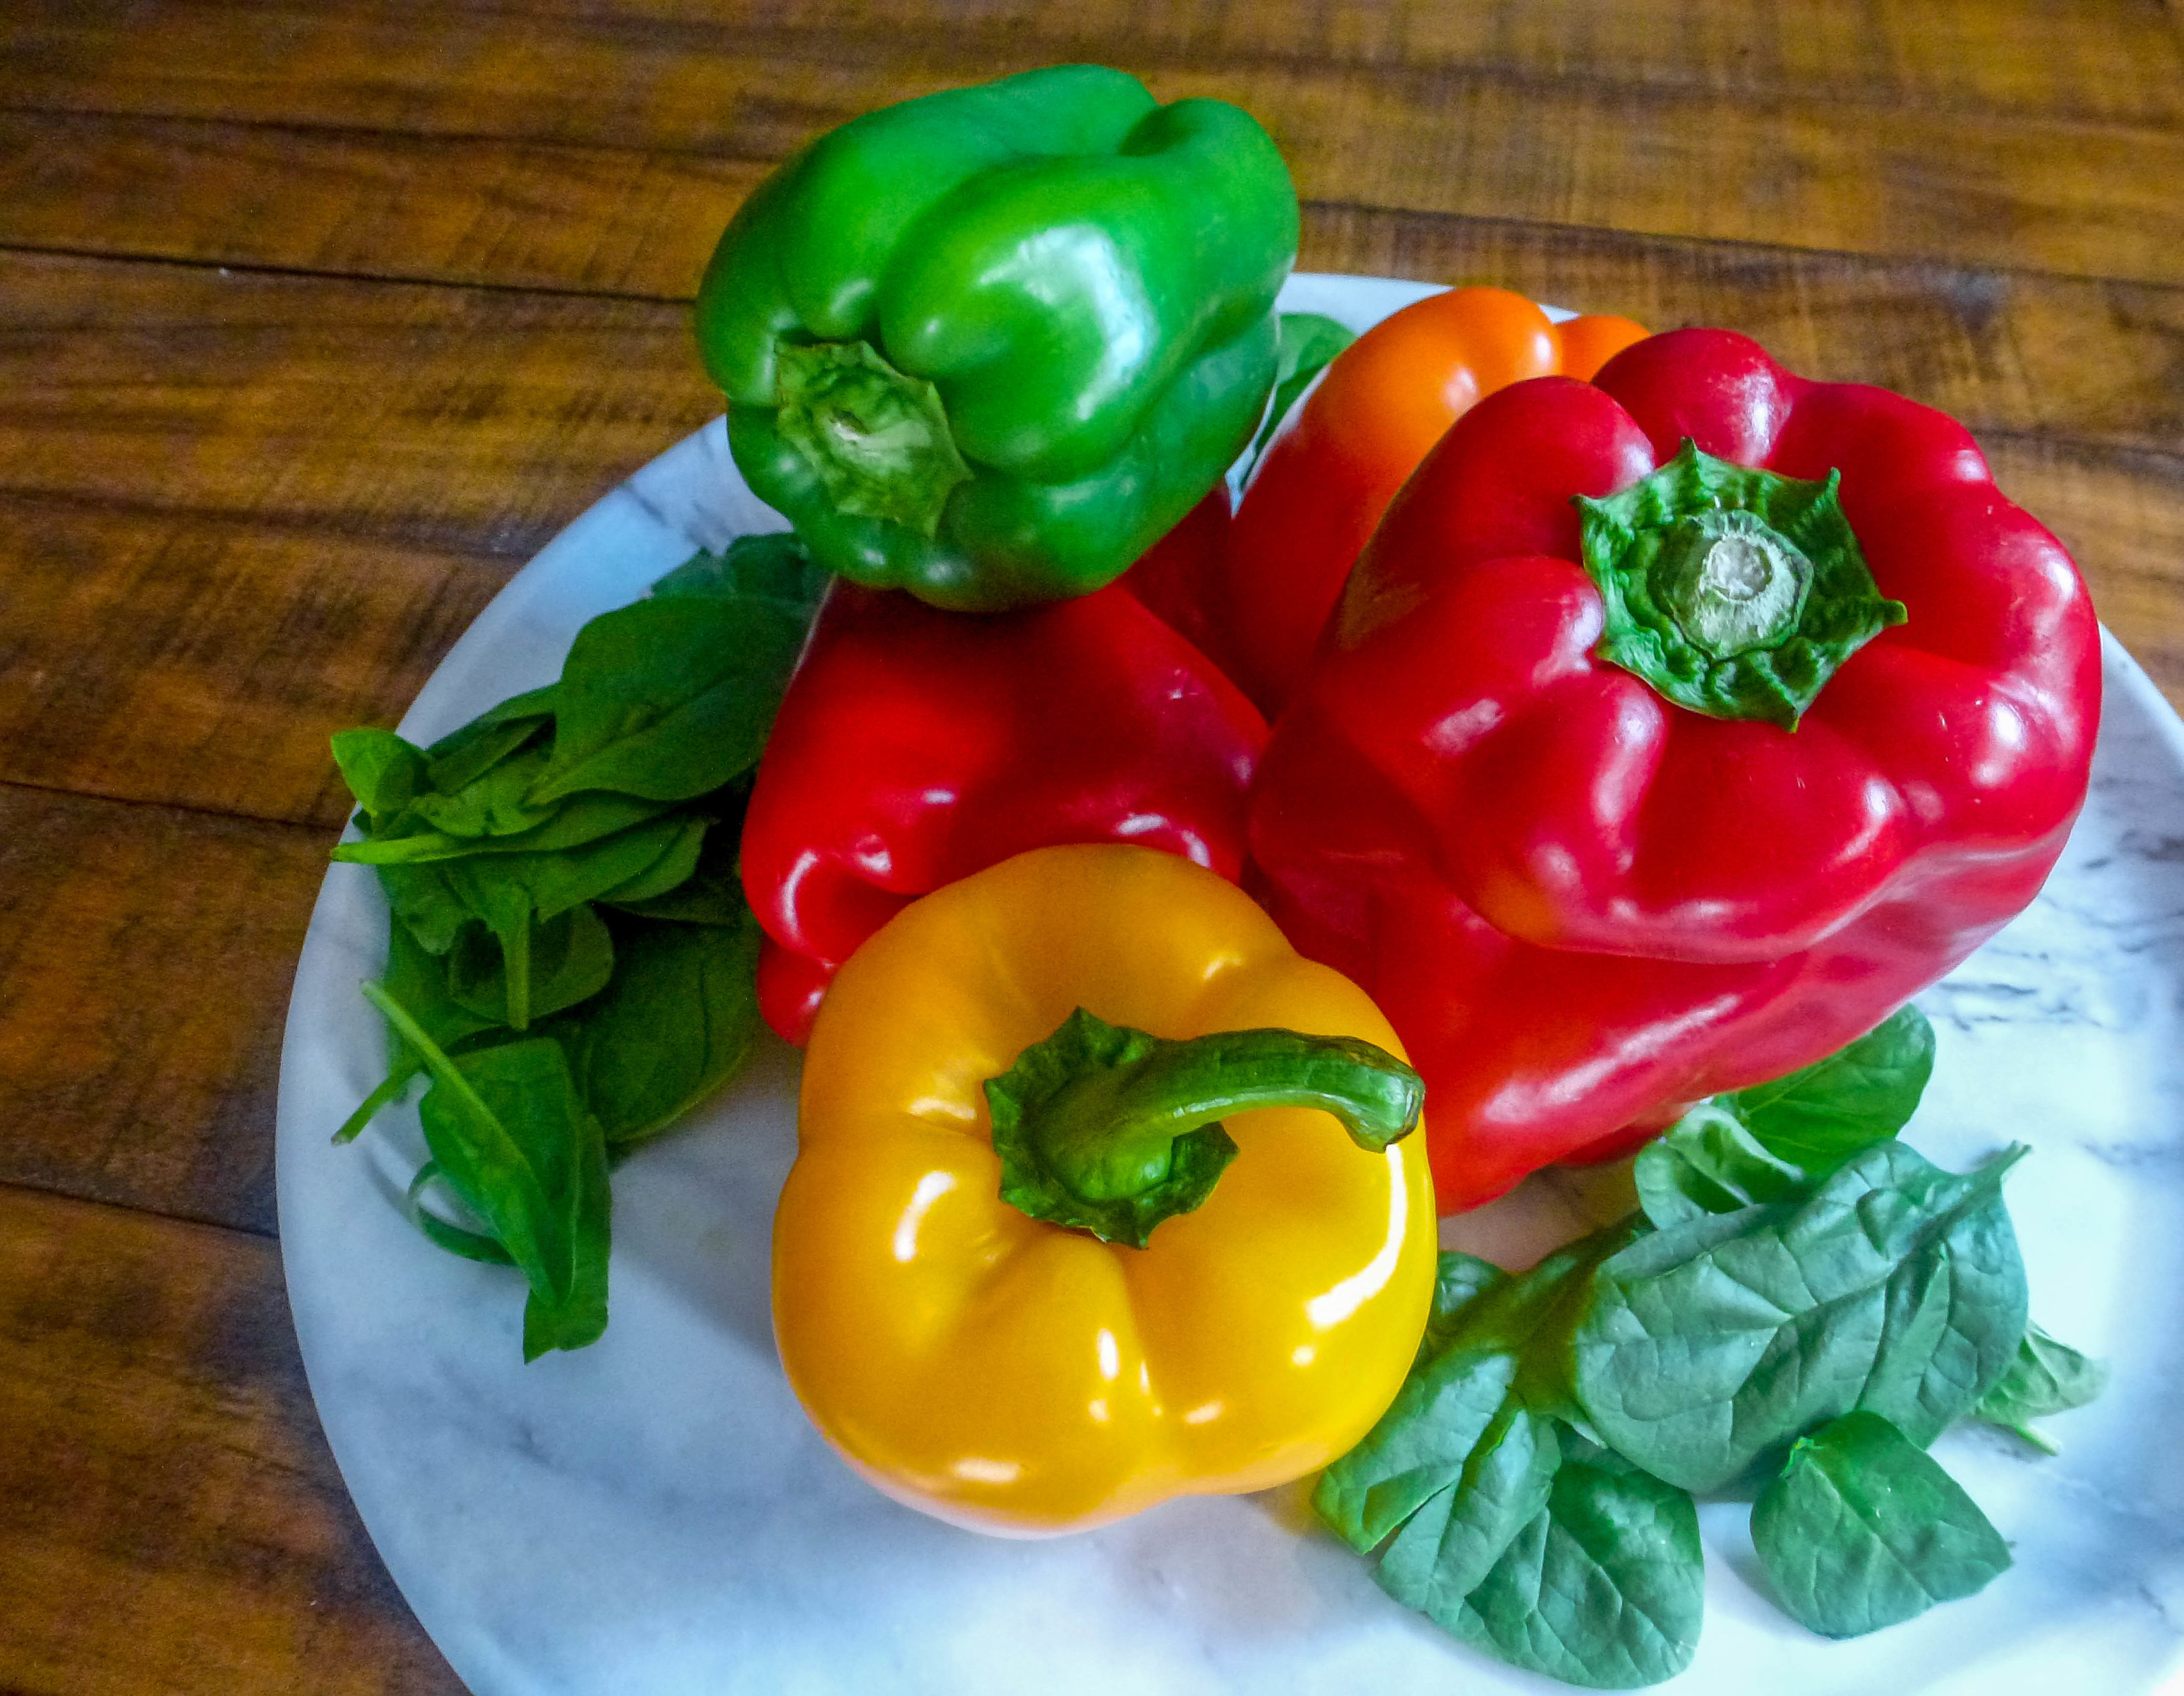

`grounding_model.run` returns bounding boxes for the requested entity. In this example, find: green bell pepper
[693,65,1299,611]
